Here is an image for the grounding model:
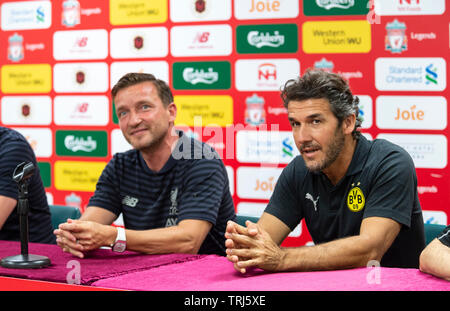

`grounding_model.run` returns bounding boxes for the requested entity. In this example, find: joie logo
[122,195,139,207]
